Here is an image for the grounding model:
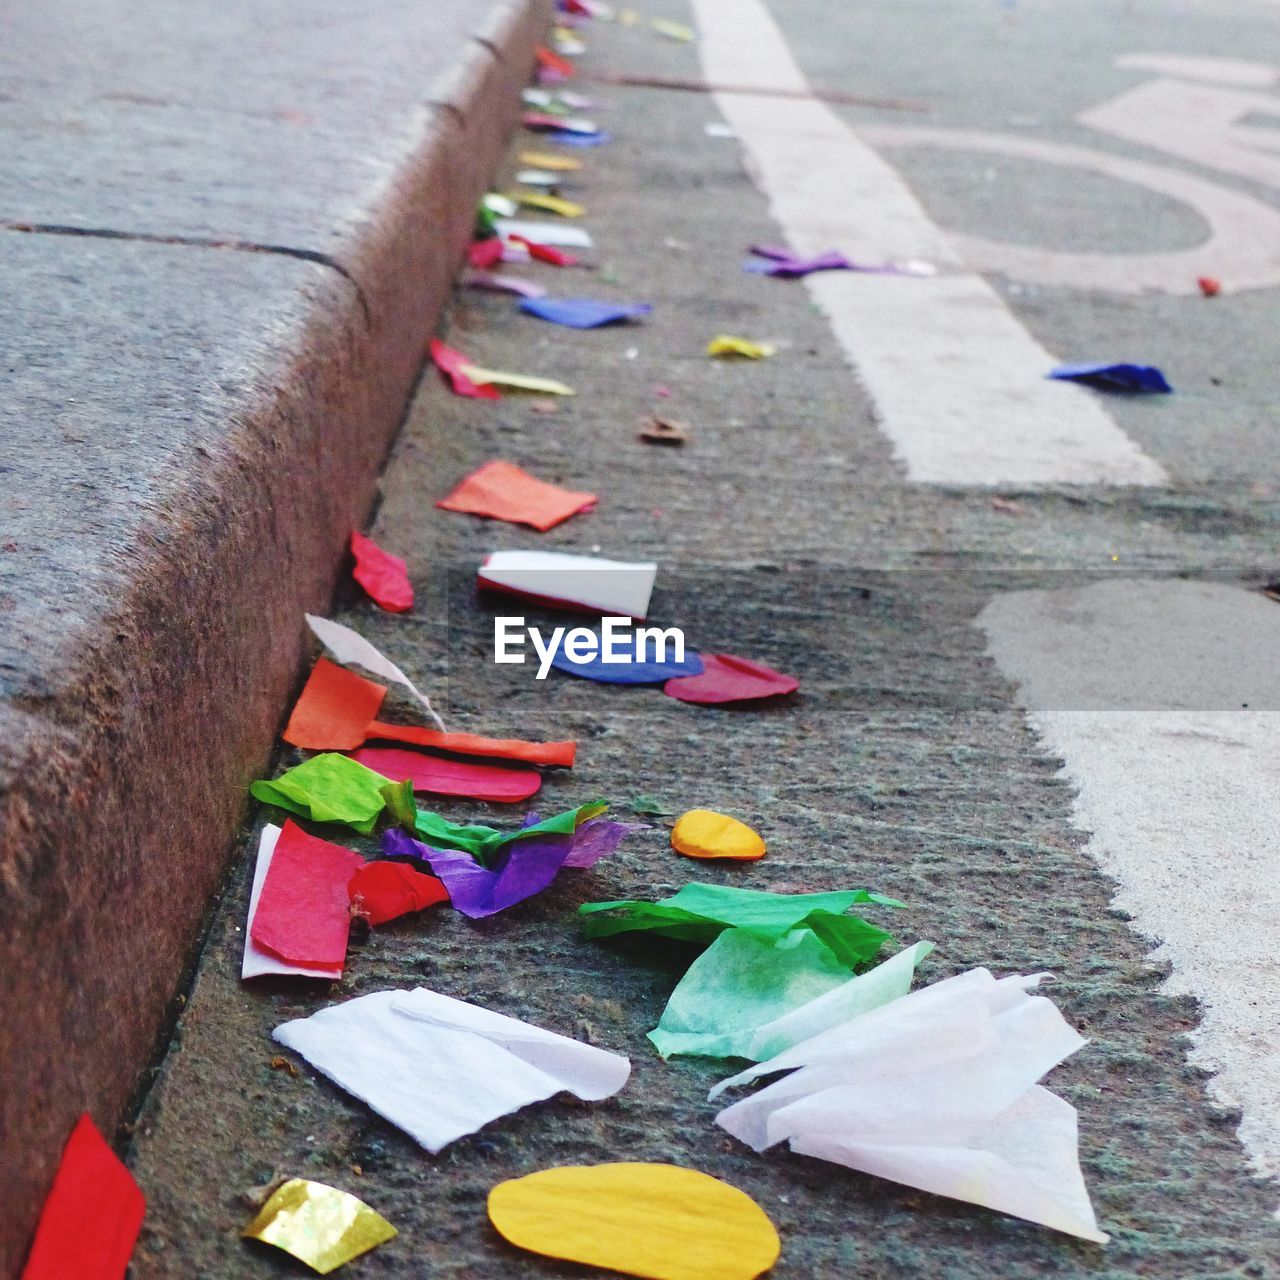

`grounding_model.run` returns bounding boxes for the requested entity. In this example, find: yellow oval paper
[488,1163,780,1280]
[671,809,766,861]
